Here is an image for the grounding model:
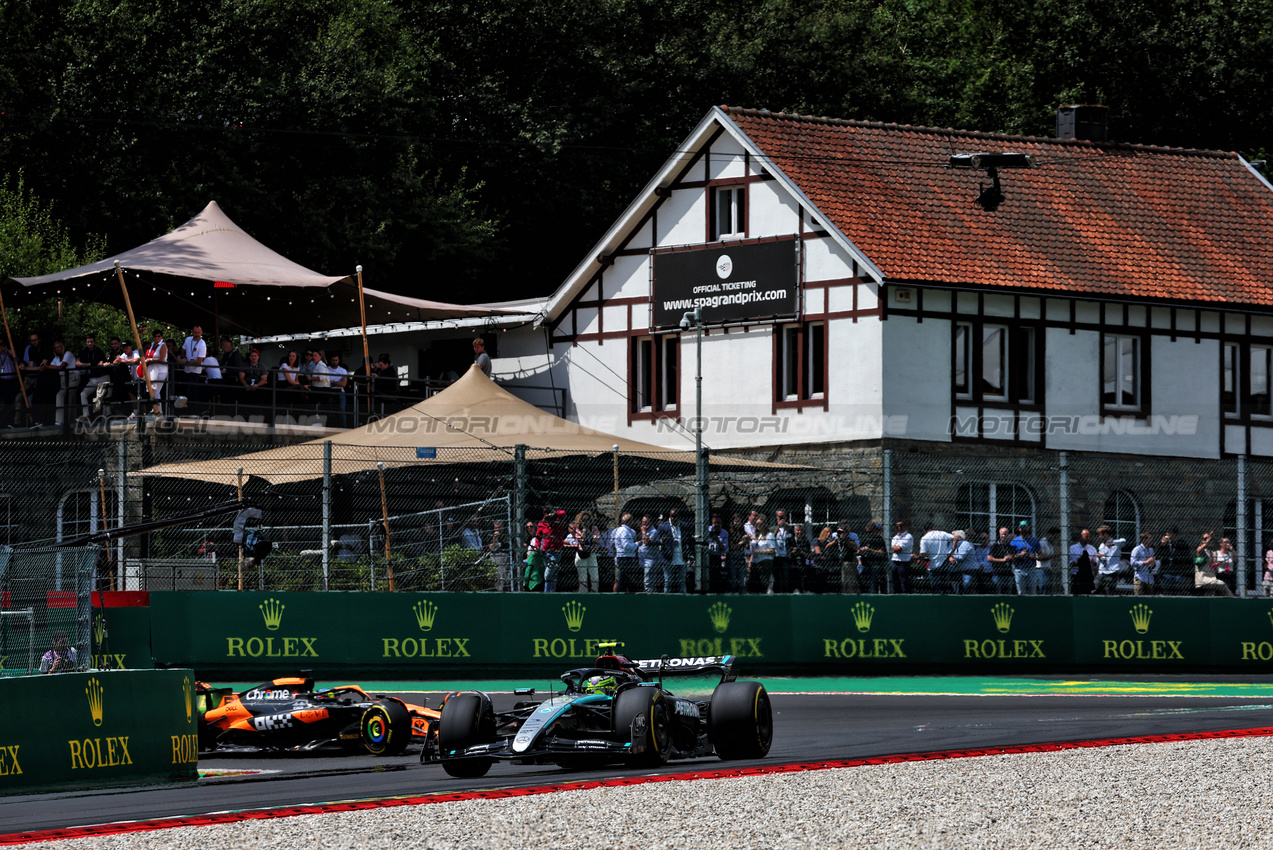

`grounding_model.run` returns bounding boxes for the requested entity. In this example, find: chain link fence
[0,546,95,676]
[0,434,1269,599]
